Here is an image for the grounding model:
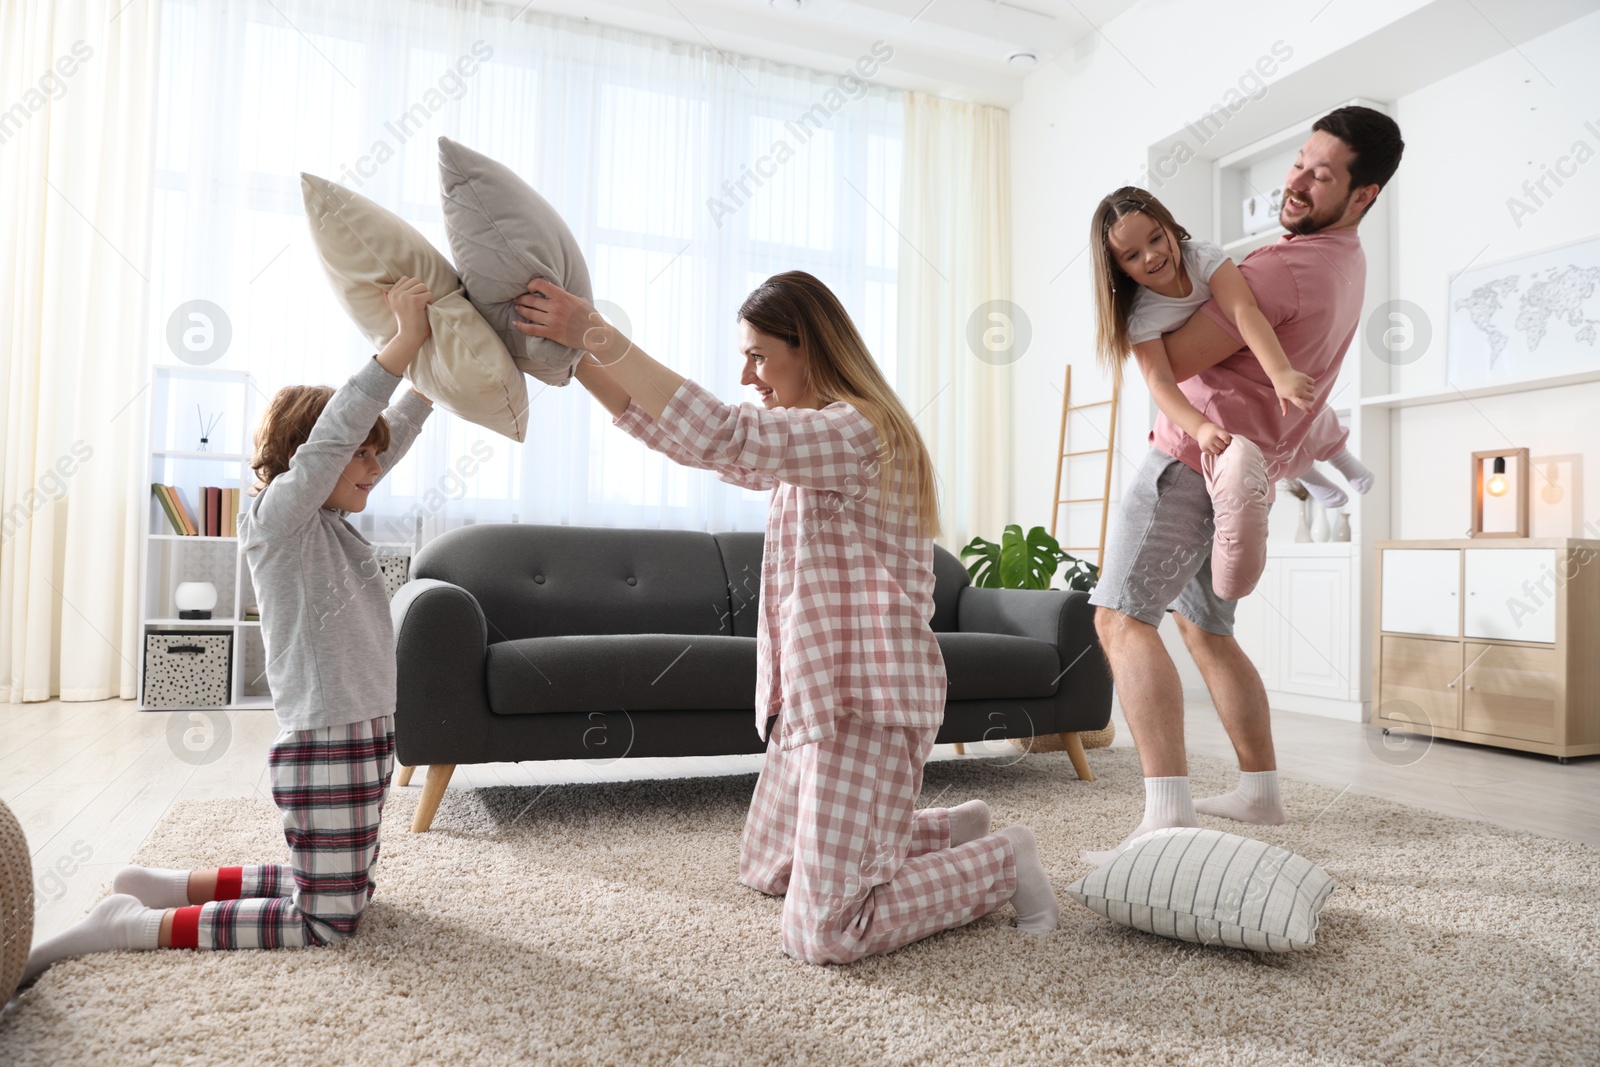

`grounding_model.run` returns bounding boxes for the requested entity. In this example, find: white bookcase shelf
[138,365,265,712]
